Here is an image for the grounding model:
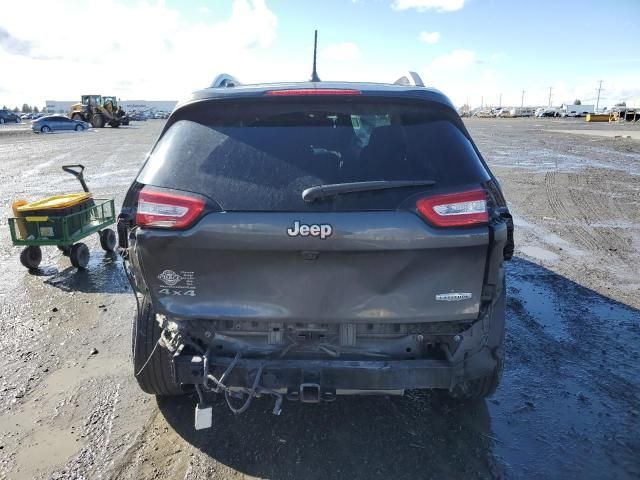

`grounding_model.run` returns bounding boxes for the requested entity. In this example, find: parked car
[537,108,559,118]
[119,74,514,424]
[32,115,91,133]
[0,109,22,124]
